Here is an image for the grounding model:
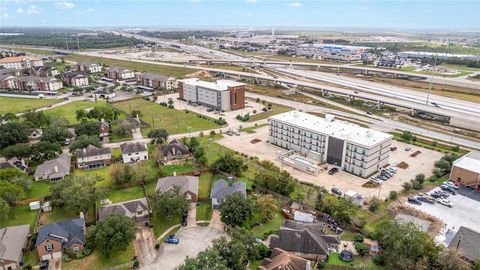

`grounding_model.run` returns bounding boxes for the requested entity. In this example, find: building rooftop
[0,224,30,264]
[269,111,392,148]
[0,56,41,63]
[453,152,480,174]
[179,78,244,91]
